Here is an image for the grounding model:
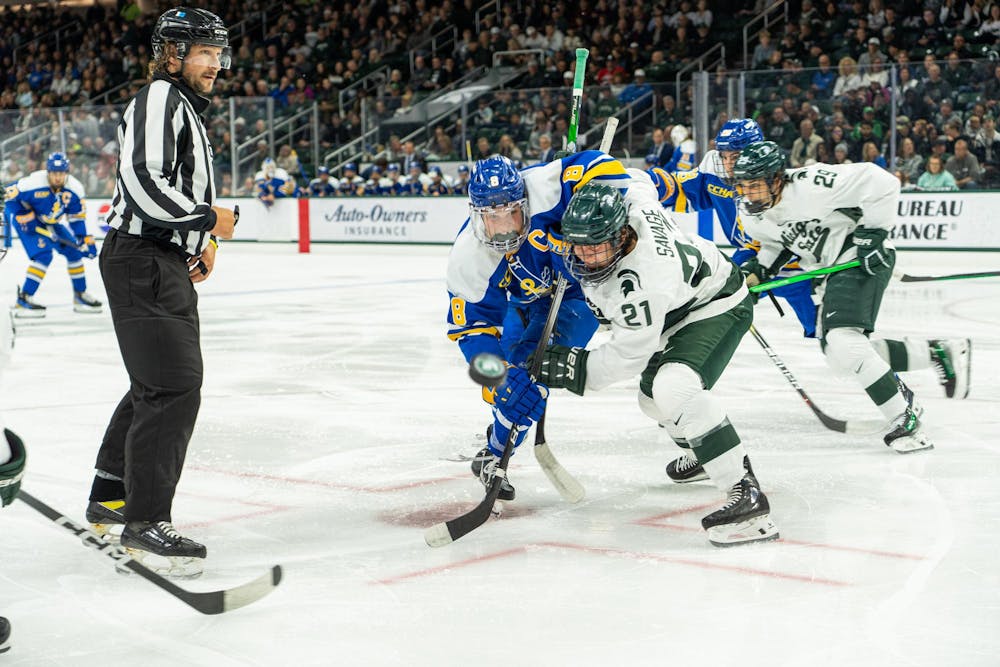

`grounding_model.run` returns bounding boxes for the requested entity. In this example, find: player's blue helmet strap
[46,152,70,172]
[468,155,530,252]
